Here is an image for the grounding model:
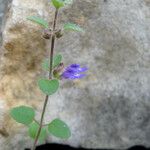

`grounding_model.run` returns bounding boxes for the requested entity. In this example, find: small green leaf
[48,118,71,139]
[28,122,47,142]
[41,59,49,71]
[64,23,84,32]
[38,79,59,95]
[41,54,62,71]
[51,0,64,9]
[27,16,48,28]
[10,106,35,125]
[53,54,62,68]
